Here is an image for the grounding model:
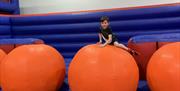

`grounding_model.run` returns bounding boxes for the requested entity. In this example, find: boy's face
[101,20,109,29]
